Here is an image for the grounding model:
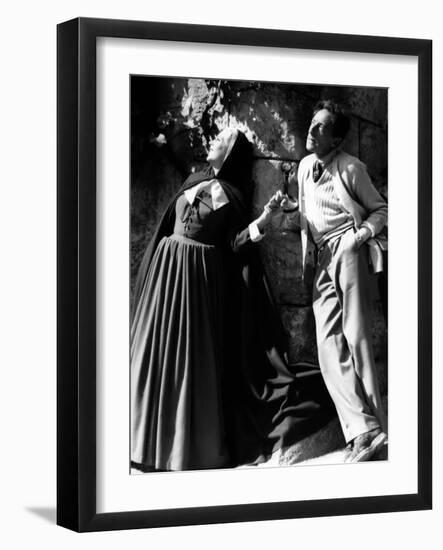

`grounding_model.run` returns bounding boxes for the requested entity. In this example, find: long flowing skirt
[131,234,230,471]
